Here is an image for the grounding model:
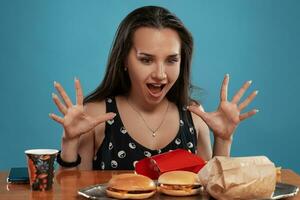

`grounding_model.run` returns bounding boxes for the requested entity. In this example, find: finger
[232,80,252,104]
[239,109,259,121]
[49,113,64,124]
[238,90,258,110]
[220,74,229,101]
[52,93,67,114]
[75,77,84,105]
[54,81,73,108]
[92,112,117,127]
[187,105,209,122]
